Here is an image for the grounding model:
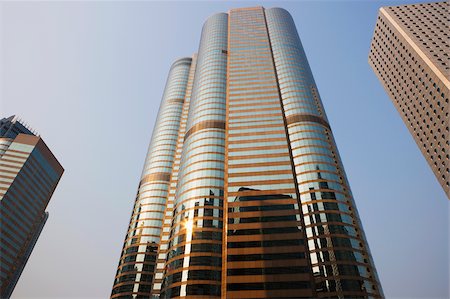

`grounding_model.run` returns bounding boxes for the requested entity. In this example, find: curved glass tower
[112,6,383,299]
[160,13,228,298]
[111,58,193,297]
